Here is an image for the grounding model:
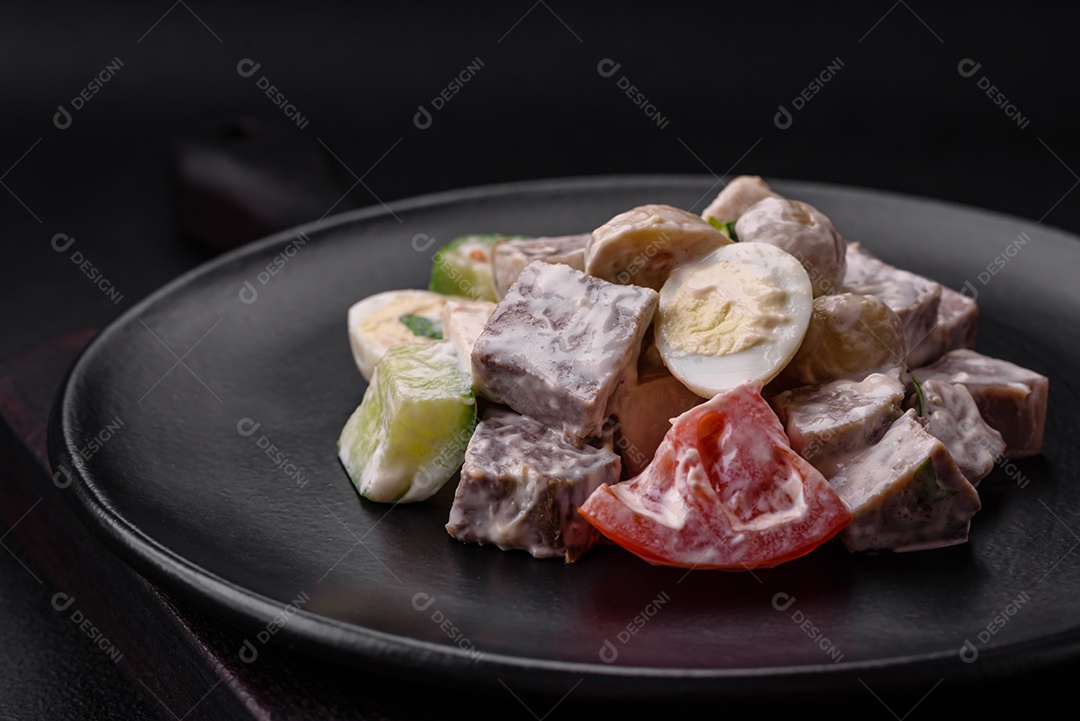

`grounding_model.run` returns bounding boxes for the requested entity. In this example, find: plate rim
[46,173,1080,697]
